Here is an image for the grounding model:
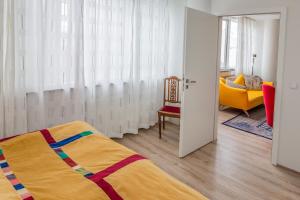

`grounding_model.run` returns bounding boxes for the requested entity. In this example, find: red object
[40,129,57,144]
[88,154,145,200]
[262,84,275,127]
[89,154,146,180]
[160,105,180,113]
[91,179,123,200]
[63,157,78,167]
[24,197,34,200]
